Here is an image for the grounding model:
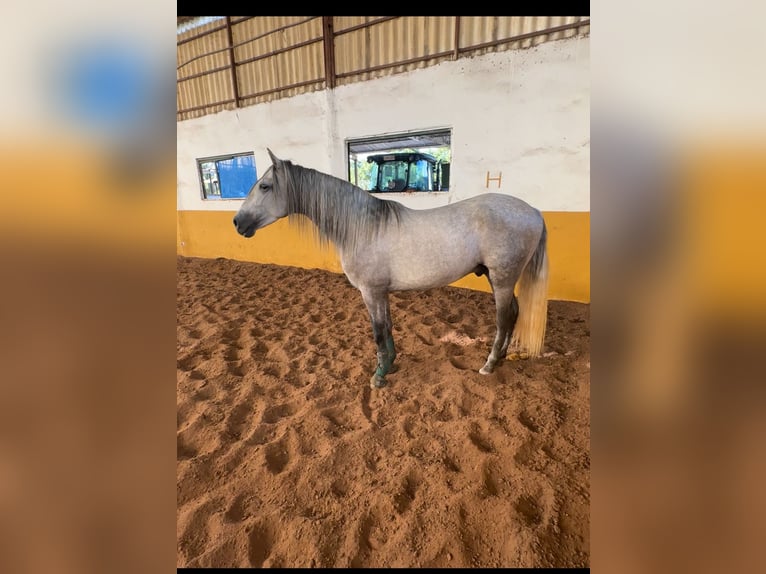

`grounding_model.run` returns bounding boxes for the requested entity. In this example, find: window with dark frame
[346,129,452,194]
[197,152,257,200]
